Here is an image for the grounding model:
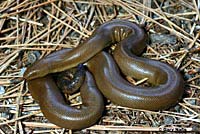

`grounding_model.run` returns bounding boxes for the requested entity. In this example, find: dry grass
[0,0,200,133]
